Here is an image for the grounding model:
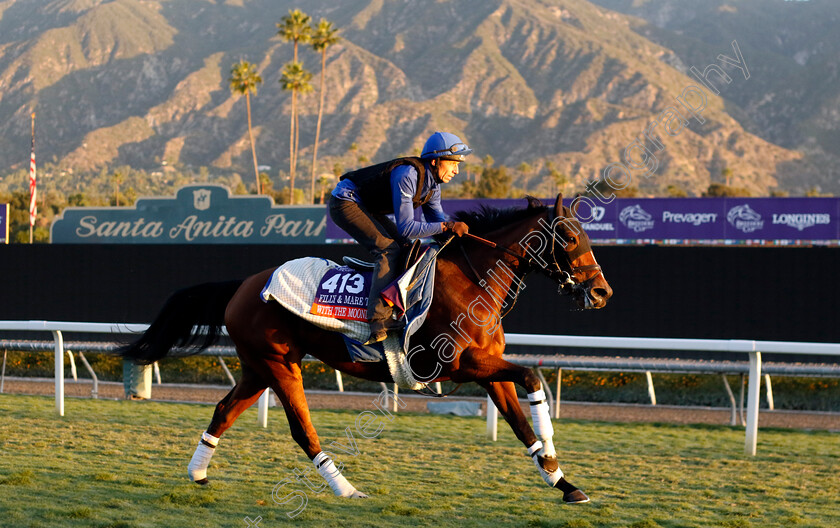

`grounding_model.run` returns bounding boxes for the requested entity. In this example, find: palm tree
[280,62,313,203]
[278,10,312,197]
[228,60,264,194]
[309,19,340,203]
